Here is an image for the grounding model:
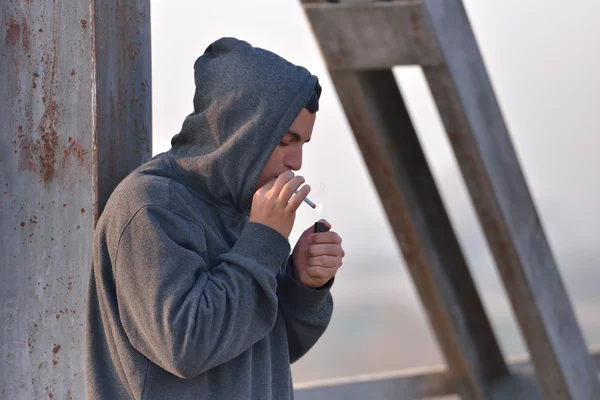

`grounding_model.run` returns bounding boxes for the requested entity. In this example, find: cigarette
[295,189,316,209]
